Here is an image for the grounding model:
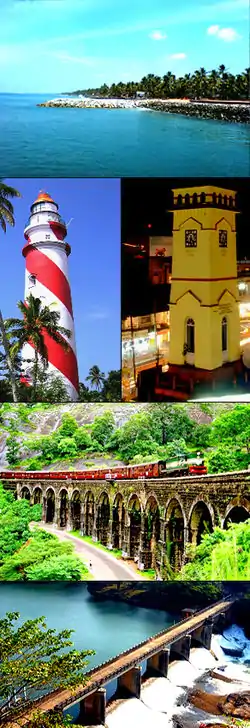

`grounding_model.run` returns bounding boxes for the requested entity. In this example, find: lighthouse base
[21,343,79,401]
